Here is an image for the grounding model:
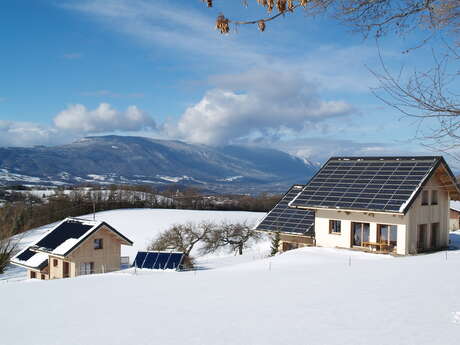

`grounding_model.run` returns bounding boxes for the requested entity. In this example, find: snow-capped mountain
[0,135,317,193]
